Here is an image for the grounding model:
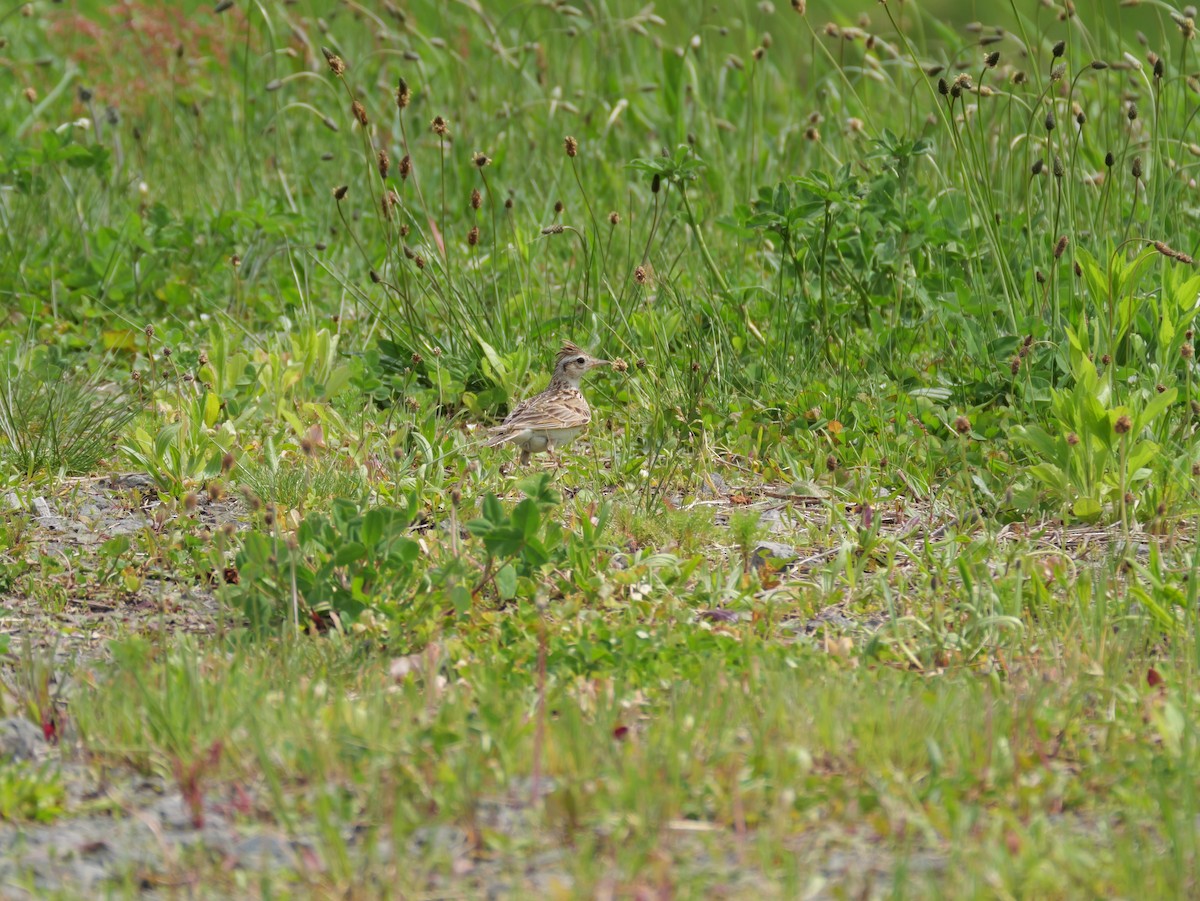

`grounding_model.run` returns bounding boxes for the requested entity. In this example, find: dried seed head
[1053,156,1064,178]
[953,415,971,435]
[792,0,805,12]
[608,211,620,225]
[1091,59,1109,69]
[541,224,565,235]
[1127,102,1138,121]
[634,265,649,284]
[504,197,514,209]
[1066,432,1080,446]
[554,200,564,214]
[414,254,426,269]
[470,187,482,209]
[1054,235,1069,259]
[1154,57,1165,79]
[805,126,821,141]
[430,115,449,135]
[1044,109,1056,131]
[1036,269,1046,284]
[369,268,381,283]
[398,154,412,180]
[1105,150,1115,167]
[333,184,348,200]
[396,77,411,109]
[1132,156,1143,179]
[985,51,1000,68]
[938,76,949,95]
[1032,159,1045,175]
[564,135,578,157]
[612,358,629,373]
[651,173,661,194]
[322,47,346,75]
[467,225,480,246]
[1050,63,1066,81]
[1052,39,1065,58]
[377,148,390,180]
[472,151,491,168]
[1010,356,1020,375]
[1114,414,1132,435]
[825,454,838,472]
[221,451,235,475]
[351,100,368,126]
